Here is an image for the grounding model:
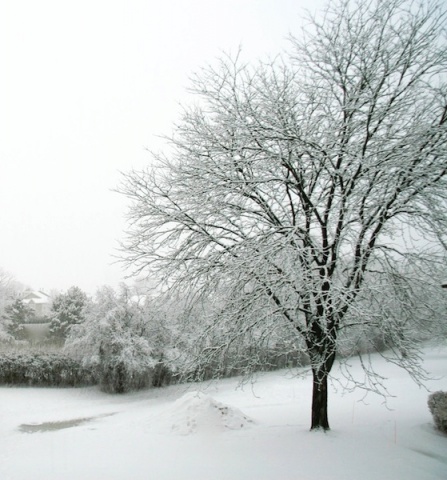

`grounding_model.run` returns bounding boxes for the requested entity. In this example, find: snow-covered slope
[0,346,446,480]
